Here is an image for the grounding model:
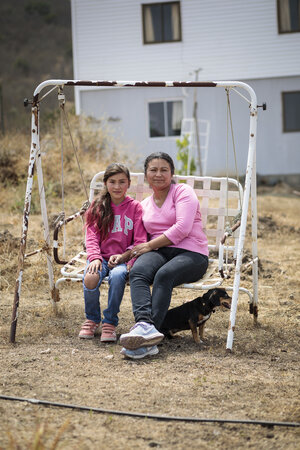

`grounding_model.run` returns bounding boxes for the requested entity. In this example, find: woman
[120,152,209,359]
